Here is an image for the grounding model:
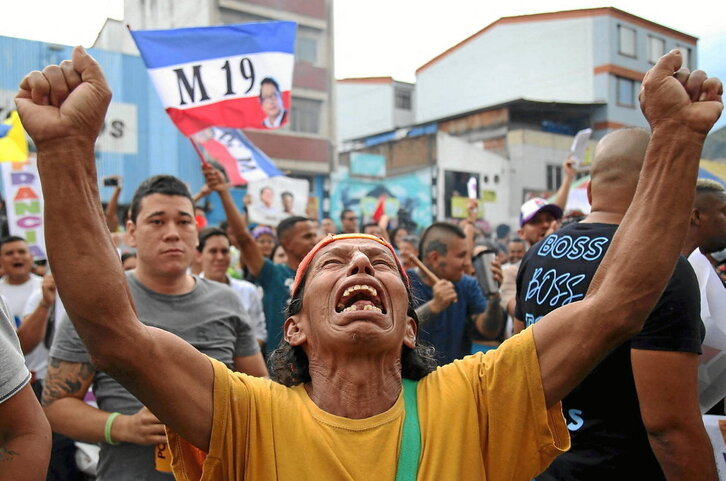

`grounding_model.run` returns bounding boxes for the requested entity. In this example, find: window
[677,45,691,70]
[395,88,412,110]
[297,36,318,64]
[618,25,636,57]
[290,98,322,134]
[617,76,635,107]
[648,36,665,64]
[546,165,562,192]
